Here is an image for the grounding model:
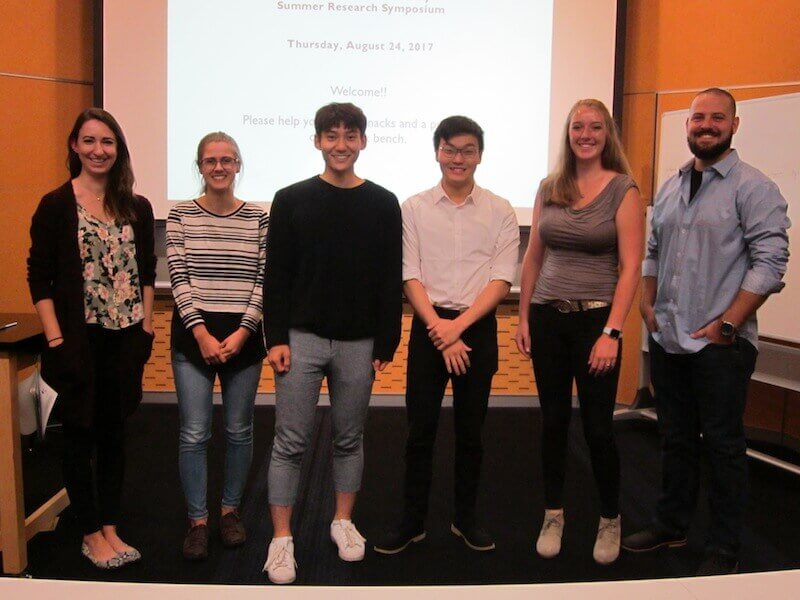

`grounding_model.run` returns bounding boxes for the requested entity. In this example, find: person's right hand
[640,302,659,334]
[196,330,226,365]
[442,339,472,376]
[268,344,292,374]
[514,319,531,358]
